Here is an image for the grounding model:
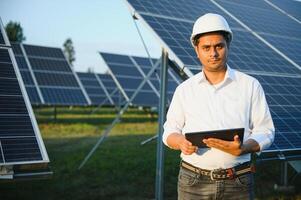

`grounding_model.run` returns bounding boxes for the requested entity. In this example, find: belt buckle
[209,169,220,181]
